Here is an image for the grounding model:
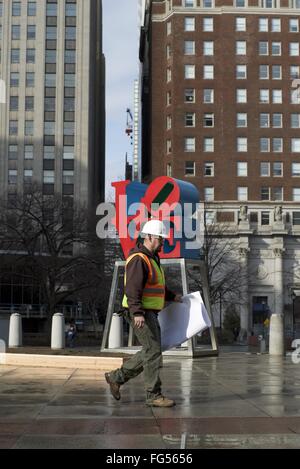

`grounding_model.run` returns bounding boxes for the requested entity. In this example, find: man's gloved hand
[174,294,183,303]
[134,315,145,329]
